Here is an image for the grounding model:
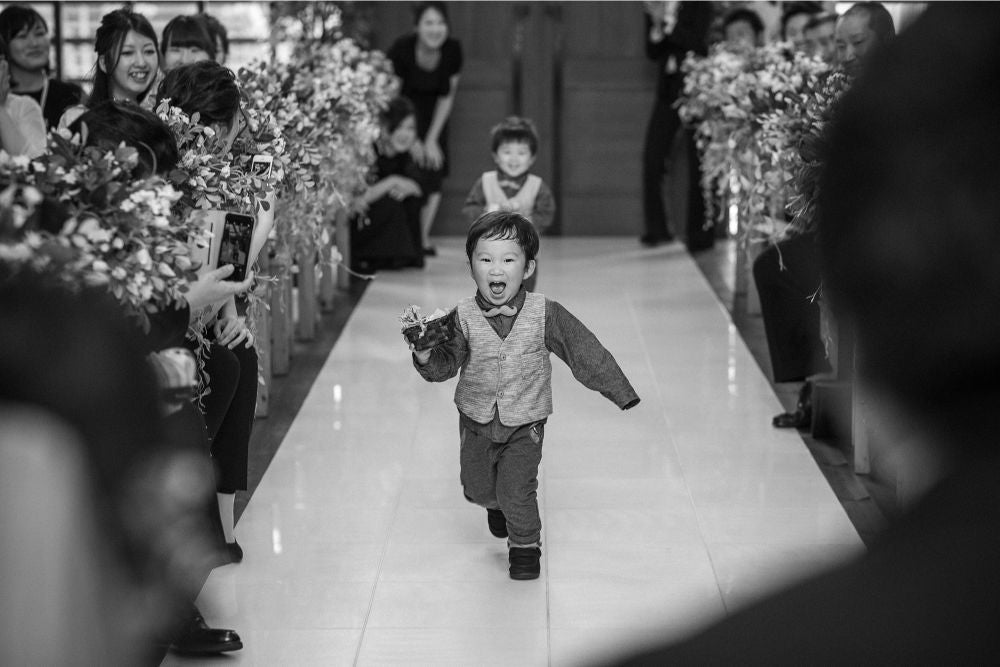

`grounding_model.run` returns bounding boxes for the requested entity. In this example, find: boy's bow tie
[482,304,518,318]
